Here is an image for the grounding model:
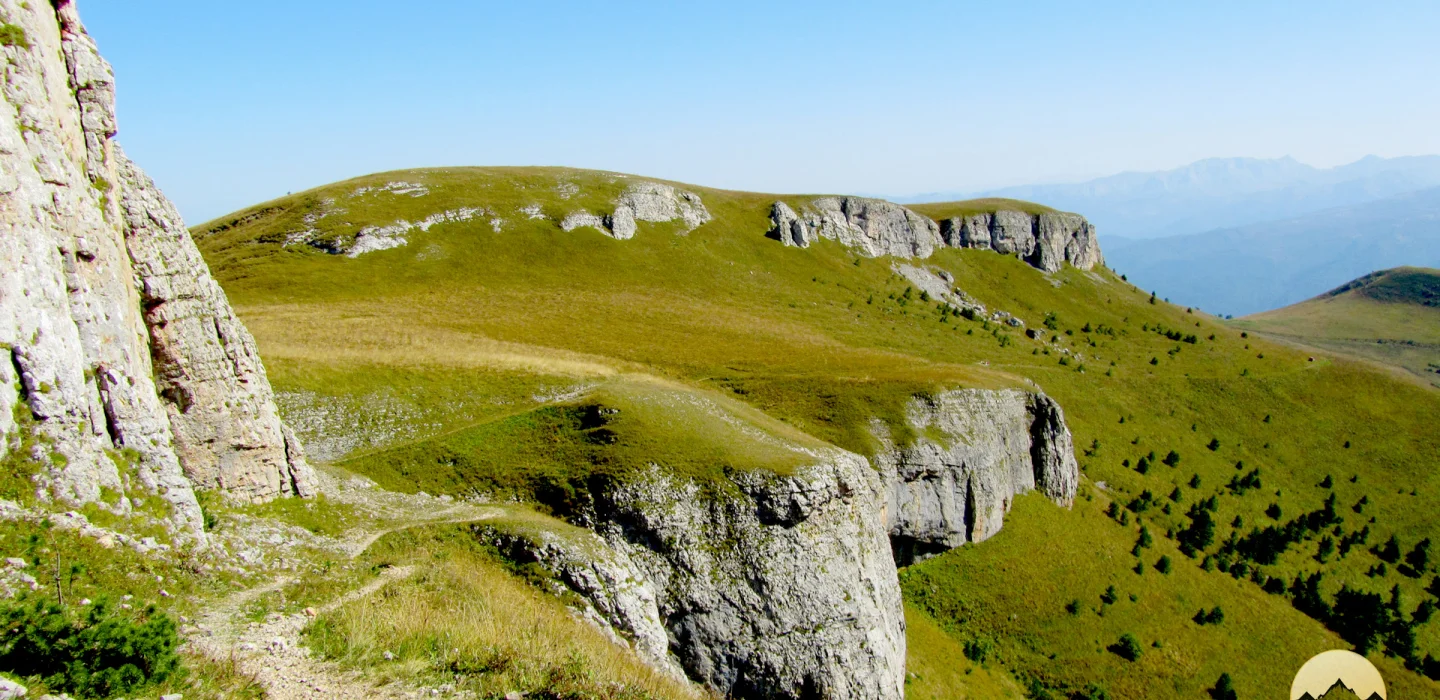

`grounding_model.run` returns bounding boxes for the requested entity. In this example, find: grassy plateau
[193,167,1440,698]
